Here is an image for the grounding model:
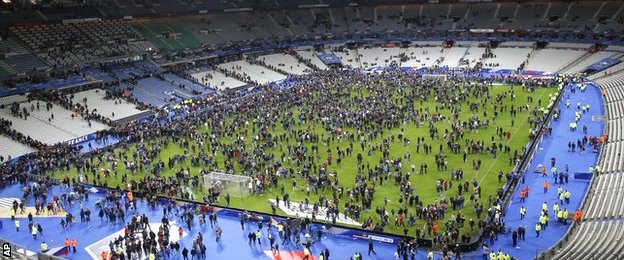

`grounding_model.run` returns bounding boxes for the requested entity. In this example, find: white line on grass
[478,87,552,185]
